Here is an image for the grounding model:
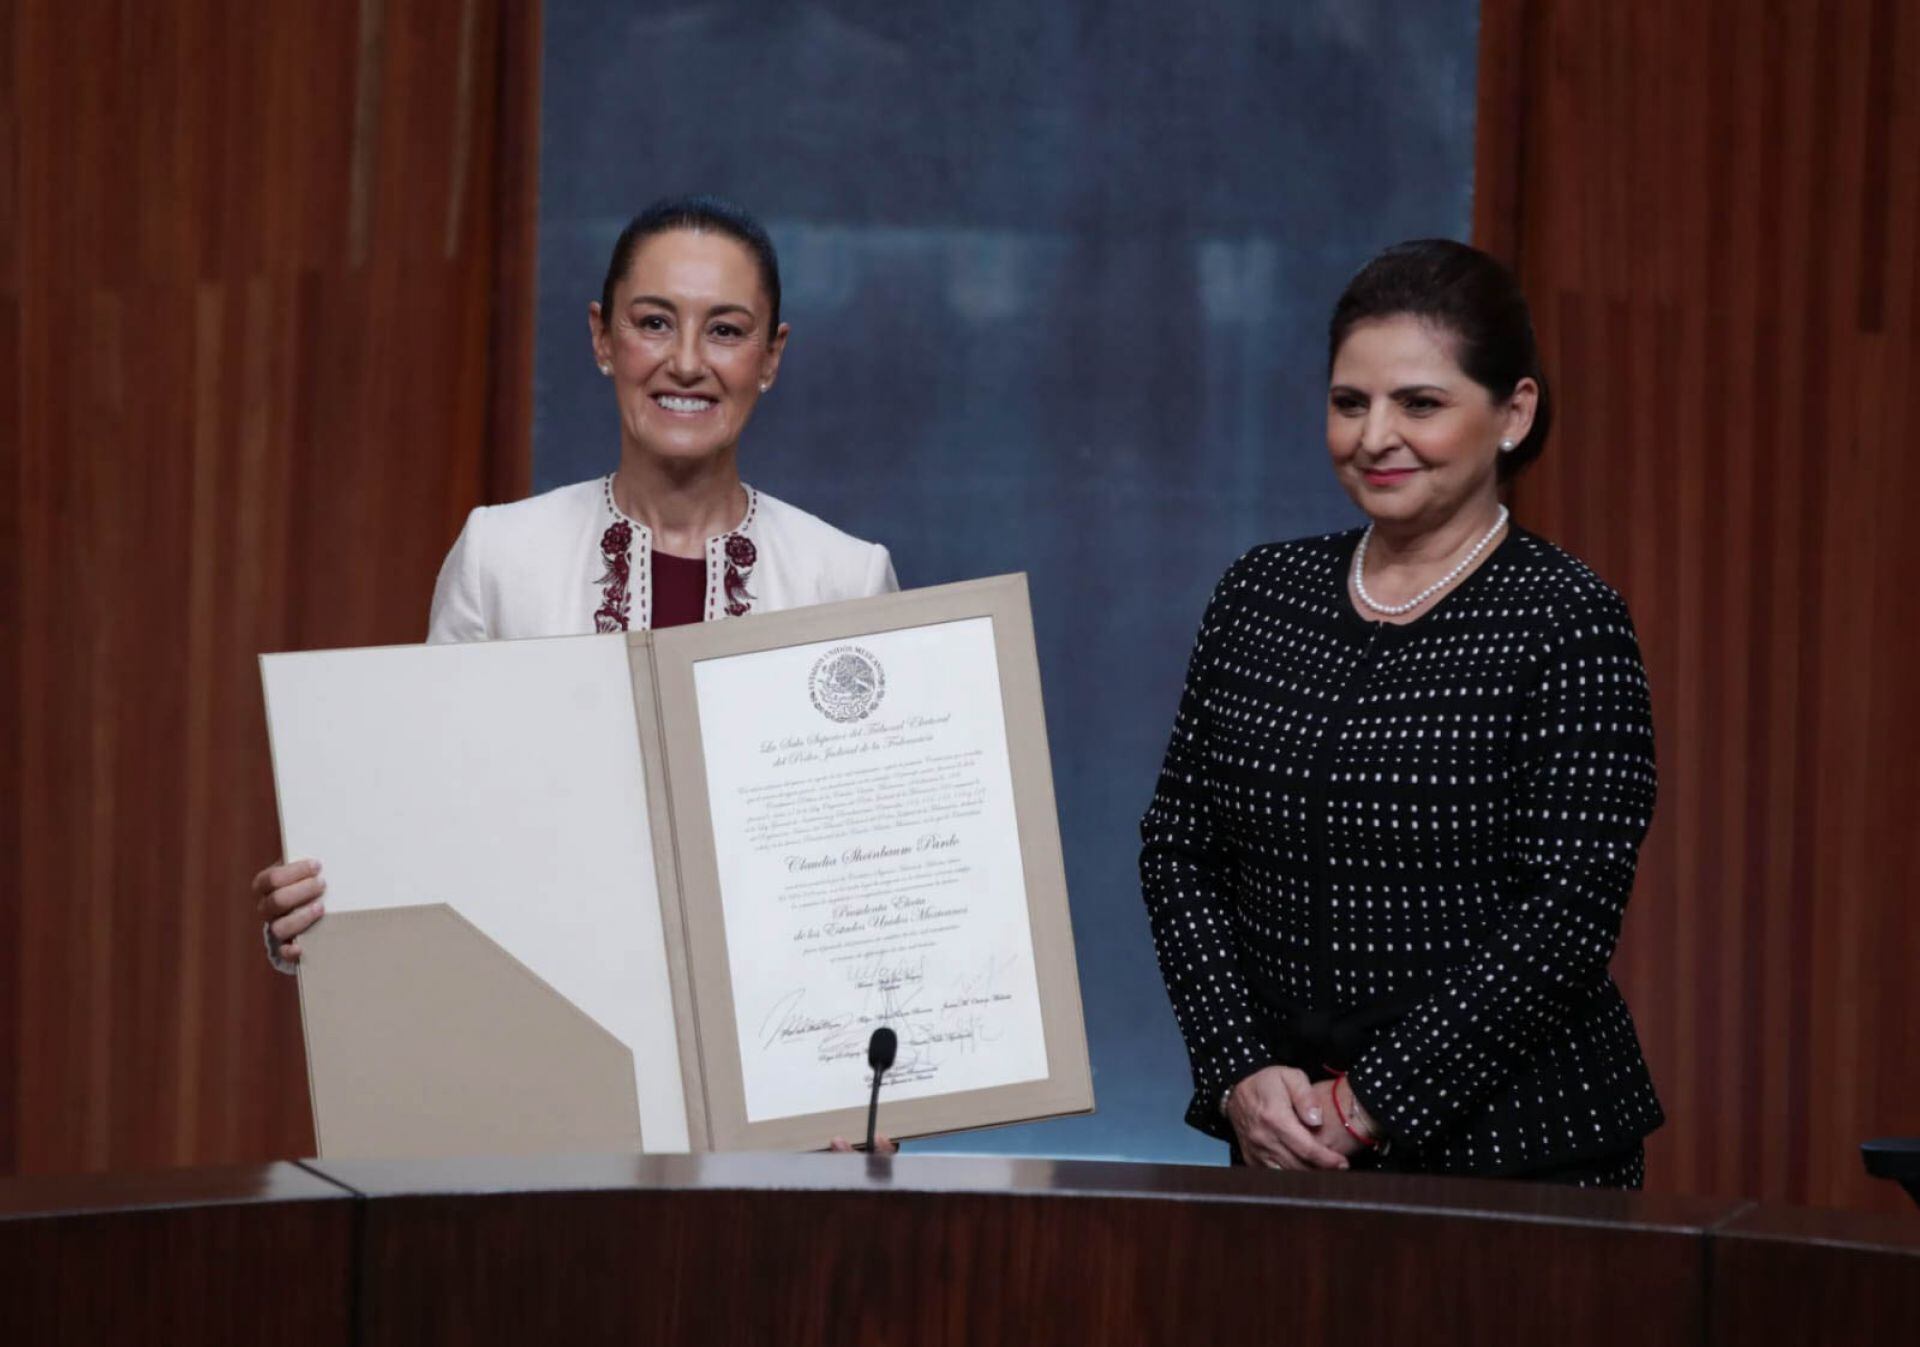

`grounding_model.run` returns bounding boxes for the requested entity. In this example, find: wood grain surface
[1709,1200,1920,1345]
[0,1161,355,1346]
[0,0,539,1178]
[1476,0,1920,1213]
[320,1153,1736,1347]
[11,1149,1917,1346]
